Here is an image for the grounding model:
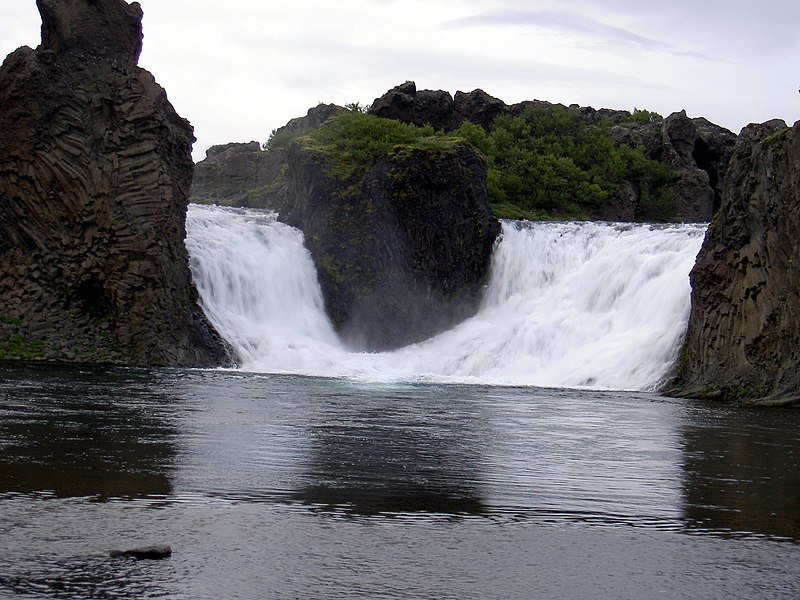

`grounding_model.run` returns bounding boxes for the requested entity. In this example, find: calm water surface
[1,364,799,599]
